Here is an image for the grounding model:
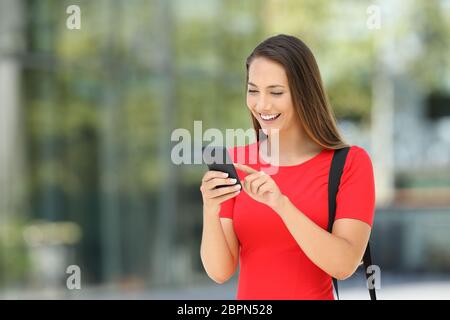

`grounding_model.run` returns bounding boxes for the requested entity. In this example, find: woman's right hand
[200,171,242,214]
